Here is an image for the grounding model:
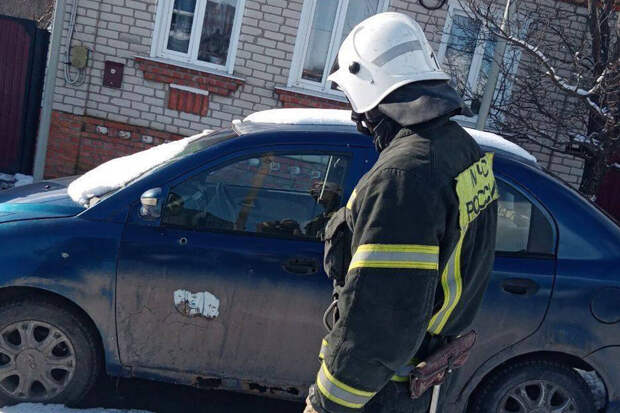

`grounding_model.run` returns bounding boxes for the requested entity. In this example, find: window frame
[151,0,246,74]
[494,175,557,259]
[287,0,390,96]
[159,148,355,242]
[438,1,523,127]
